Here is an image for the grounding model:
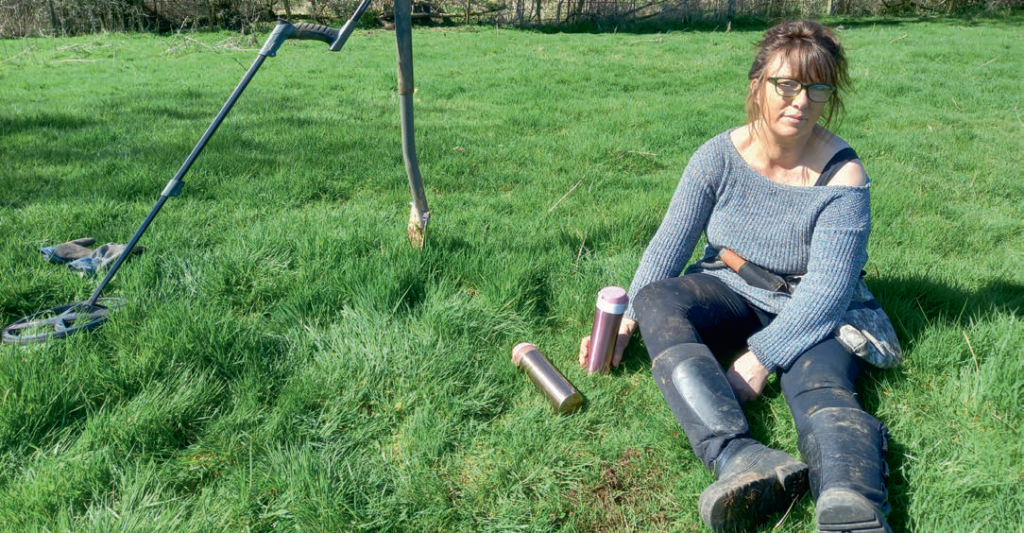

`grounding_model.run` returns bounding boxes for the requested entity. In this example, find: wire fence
[1,0,1019,37]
